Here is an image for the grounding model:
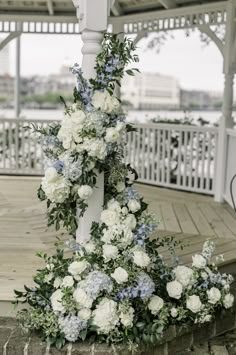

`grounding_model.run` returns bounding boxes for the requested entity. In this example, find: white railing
[224,129,236,207]
[125,123,218,195]
[0,118,218,195]
[0,118,56,175]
